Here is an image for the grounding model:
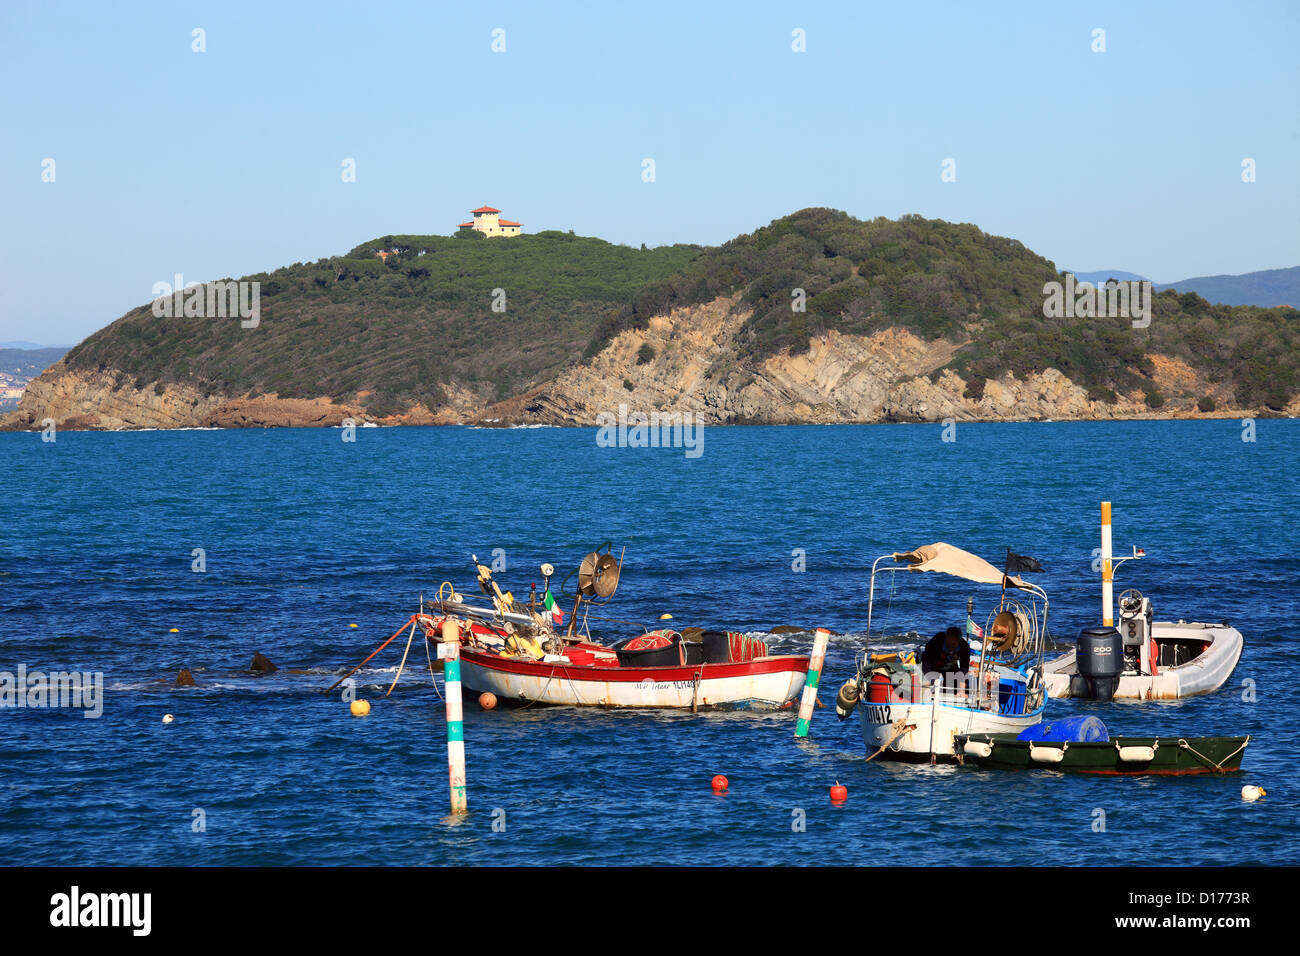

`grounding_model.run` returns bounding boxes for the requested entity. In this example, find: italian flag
[967,616,984,639]
[544,589,563,626]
